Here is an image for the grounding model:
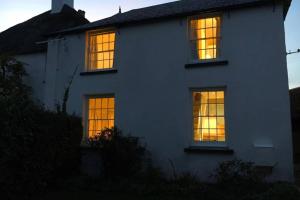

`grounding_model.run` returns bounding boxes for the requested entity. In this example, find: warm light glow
[88,97,115,138]
[190,17,220,60]
[87,32,115,70]
[193,91,225,142]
